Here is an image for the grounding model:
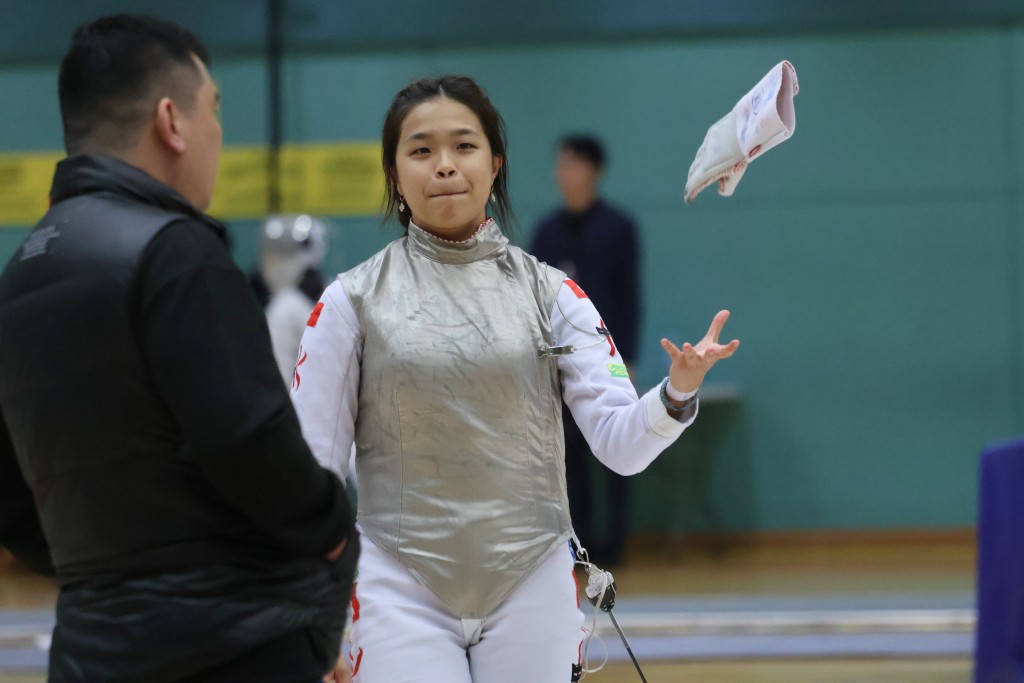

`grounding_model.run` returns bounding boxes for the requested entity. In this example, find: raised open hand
[660,310,740,394]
